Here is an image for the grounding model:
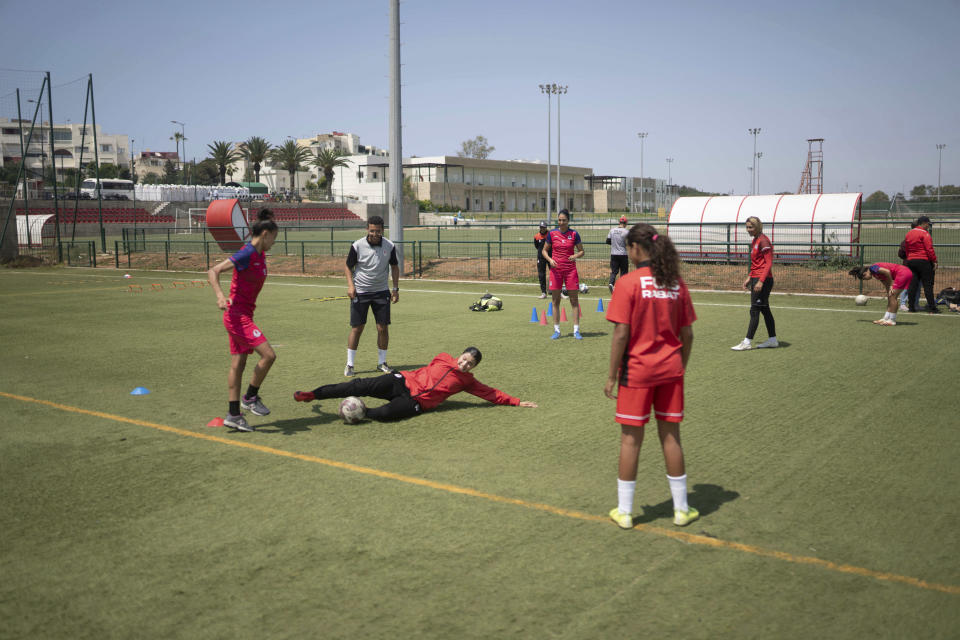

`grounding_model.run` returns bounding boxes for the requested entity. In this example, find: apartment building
[134,150,179,181]
[0,118,130,180]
